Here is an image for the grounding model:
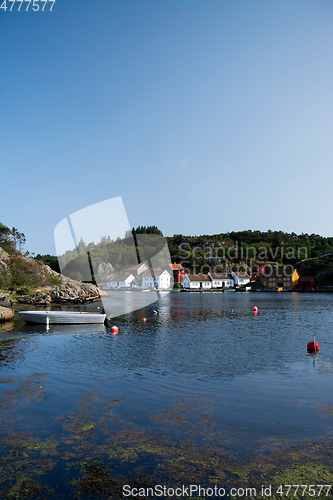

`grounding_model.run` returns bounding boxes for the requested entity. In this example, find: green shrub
[16,287,32,296]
